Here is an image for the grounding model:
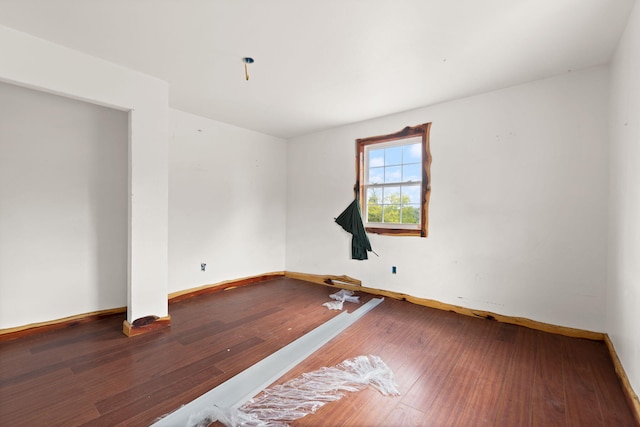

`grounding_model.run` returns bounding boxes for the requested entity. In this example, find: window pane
[368,167,384,184]
[384,166,401,183]
[402,185,421,204]
[357,124,430,234]
[402,163,421,182]
[383,186,400,204]
[369,149,384,168]
[403,143,421,163]
[401,205,420,224]
[385,146,402,166]
[382,204,401,223]
[366,187,382,205]
[367,204,382,223]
